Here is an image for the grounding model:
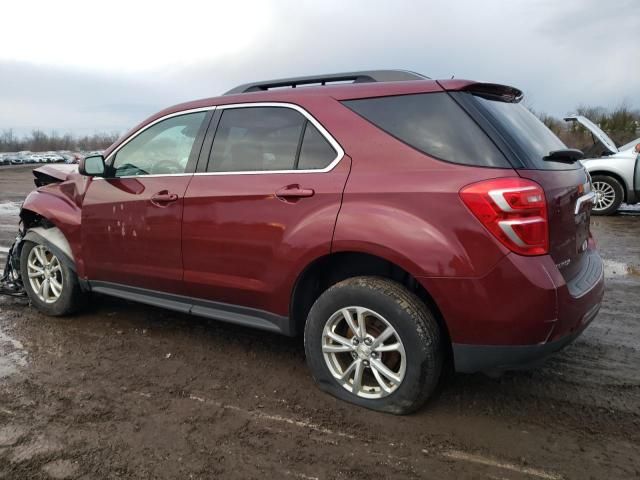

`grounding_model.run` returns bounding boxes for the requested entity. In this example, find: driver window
[112,111,206,177]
